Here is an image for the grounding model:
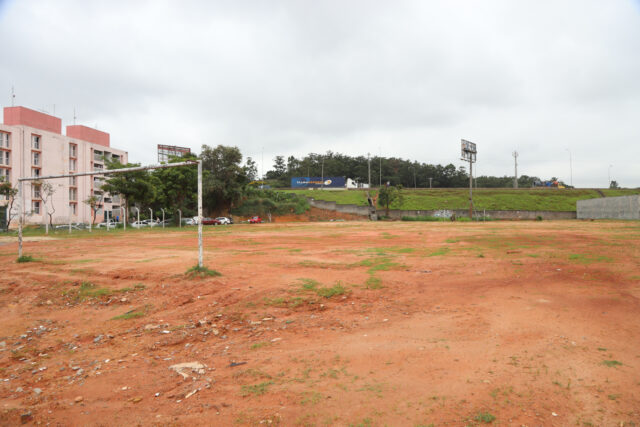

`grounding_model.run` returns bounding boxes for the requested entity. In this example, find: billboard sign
[291,176,346,189]
[461,139,477,163]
